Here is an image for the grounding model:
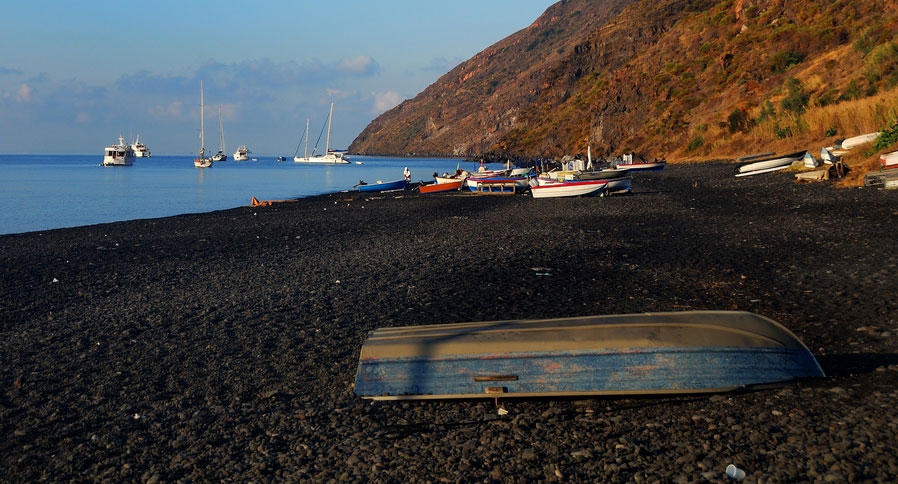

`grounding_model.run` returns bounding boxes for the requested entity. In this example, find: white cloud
[335,56,380,76]
[325,88,357,100]
[372,90,403,114]
[148,100,184,119]
[16,84,32,102]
